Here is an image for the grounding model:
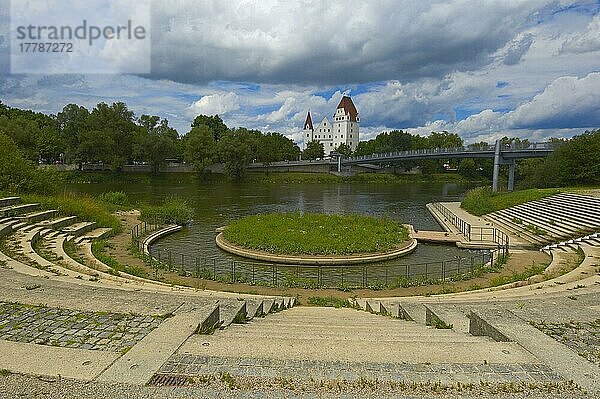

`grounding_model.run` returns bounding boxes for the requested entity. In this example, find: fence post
[231,261,235,283]
[168,251,172,271]
[252,264,255,285]
[385,266,388,286]
[425,263,428,279]
[457,257,461,275]
[341,267,344,286]
[442,261,445,280]
[213,258,217,280]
